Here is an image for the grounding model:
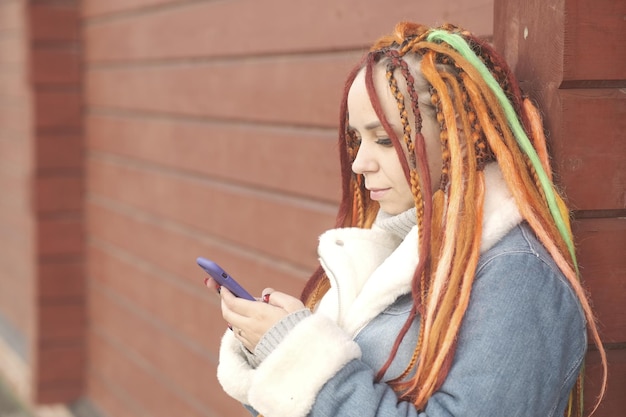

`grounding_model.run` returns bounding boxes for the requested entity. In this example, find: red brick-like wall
[82,1,493,416]
[30,1,85,403]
